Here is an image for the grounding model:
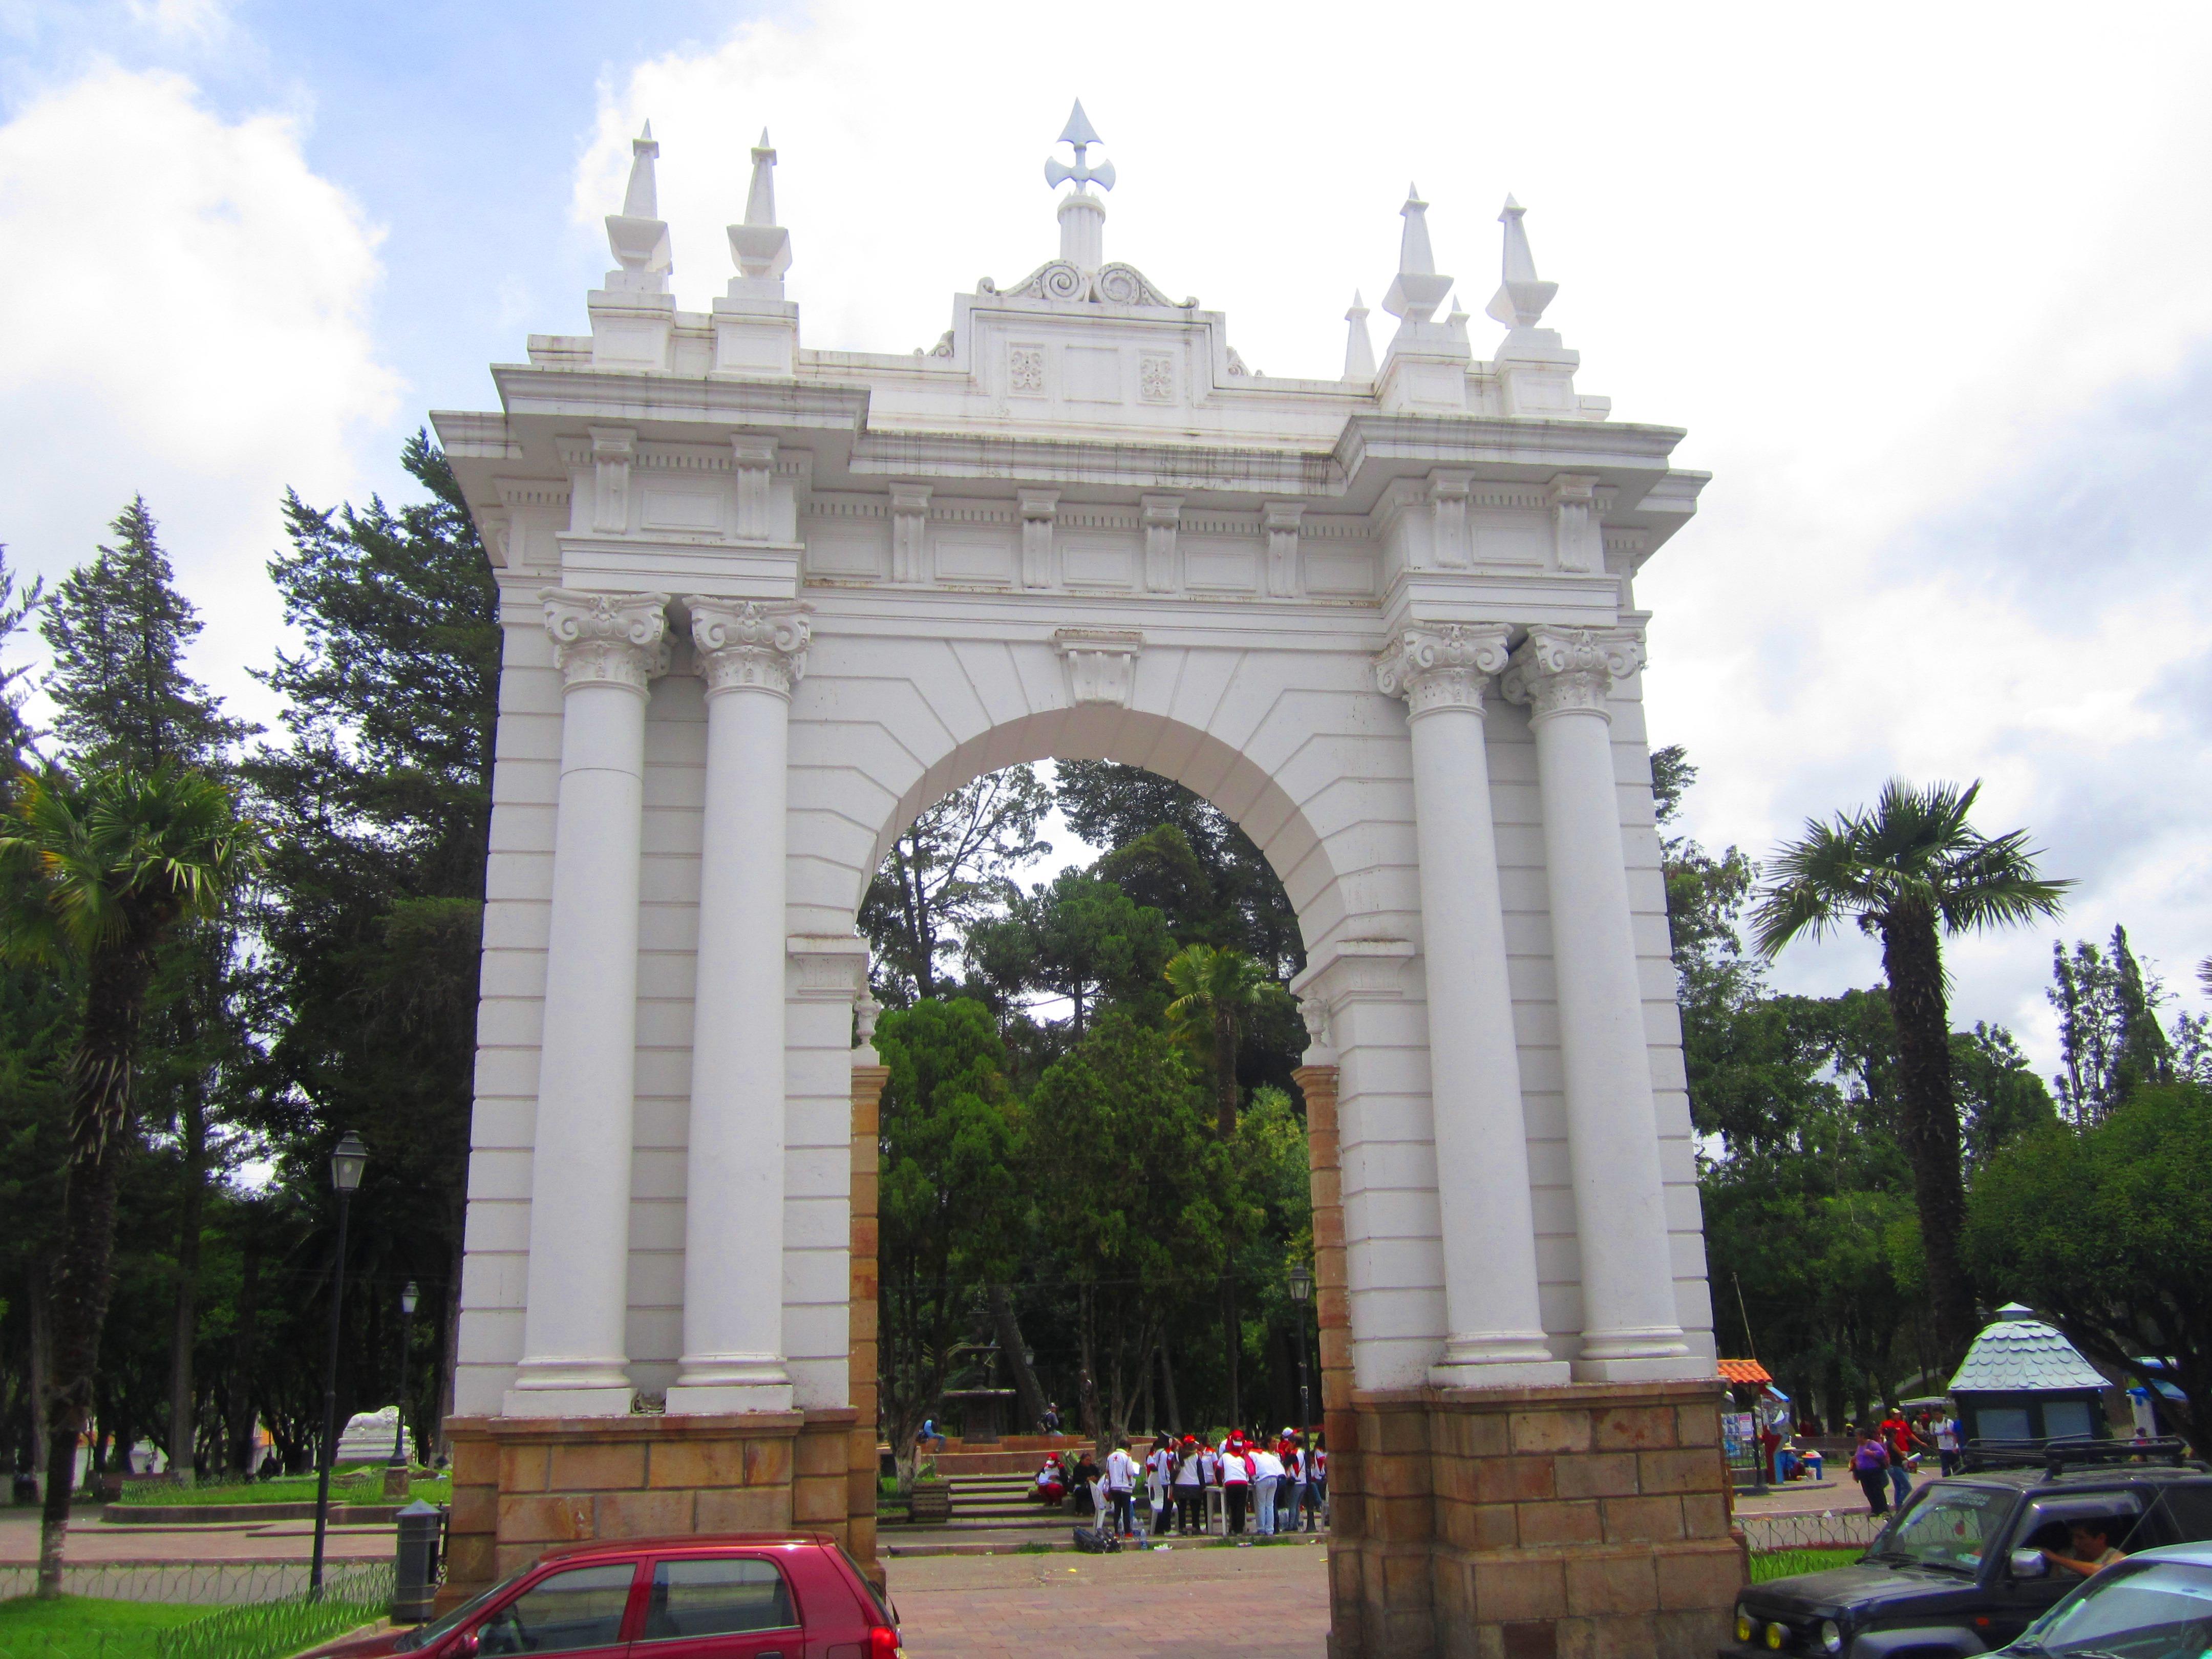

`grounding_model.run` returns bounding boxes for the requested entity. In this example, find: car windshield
[2019,1559,2212,1658]
[1869,1485,2012,1575]
[392,1569,530,1652]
